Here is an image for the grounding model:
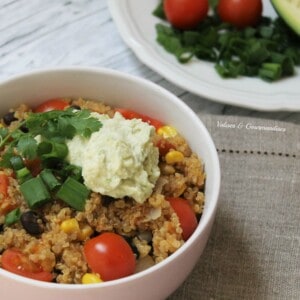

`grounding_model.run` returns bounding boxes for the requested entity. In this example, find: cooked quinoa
[0,98,205,284]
